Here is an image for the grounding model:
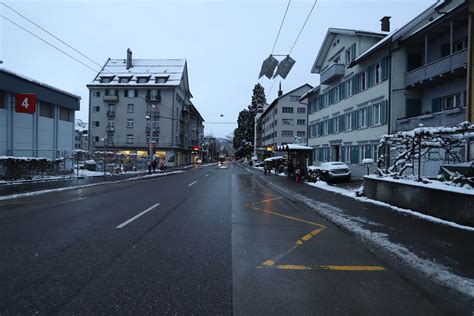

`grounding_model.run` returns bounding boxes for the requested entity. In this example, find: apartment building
[87,49,204,166]
[259,83,312,151]
[303,29,389,170]
[0,68,80,159]
[74,129,89,151]
[303,0,470,175]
